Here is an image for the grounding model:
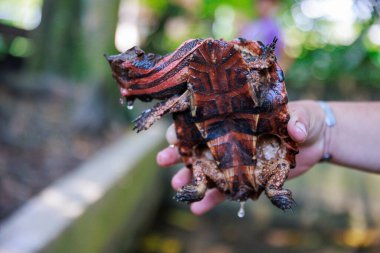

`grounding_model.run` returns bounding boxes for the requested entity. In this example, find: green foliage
[285,14,380,99]
[141,0,168,15]
[200,0,253,18]
[142,0,254,54]
[287,40,380,100]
